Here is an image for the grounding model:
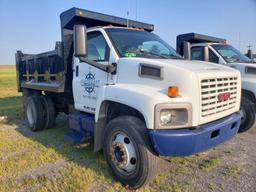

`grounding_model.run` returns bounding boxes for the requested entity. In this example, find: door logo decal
[81,70,100,94]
